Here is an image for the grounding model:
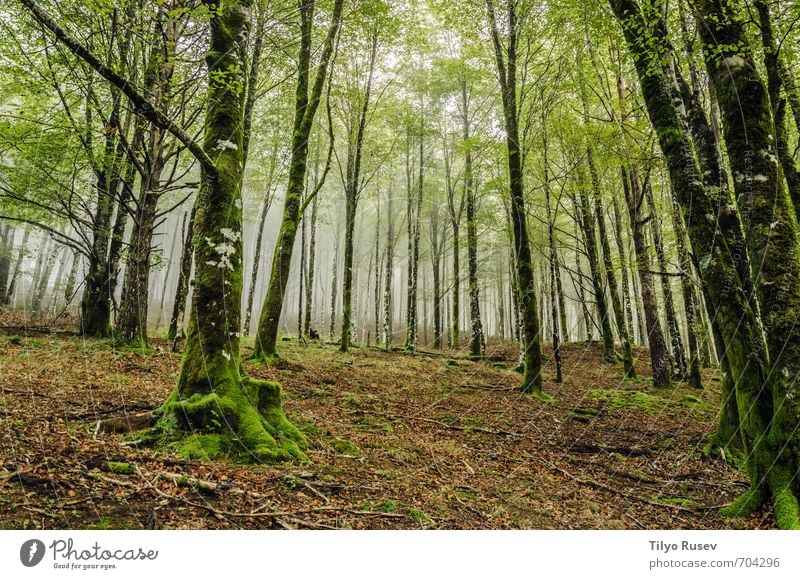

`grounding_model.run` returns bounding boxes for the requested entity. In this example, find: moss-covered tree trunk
[252,0,343,362]
[340,32,376,353]
[696,0,800,528]
[755,0,800,224]
[154,0,306,461]
[487,0,544,395]
[610,0,794,527]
